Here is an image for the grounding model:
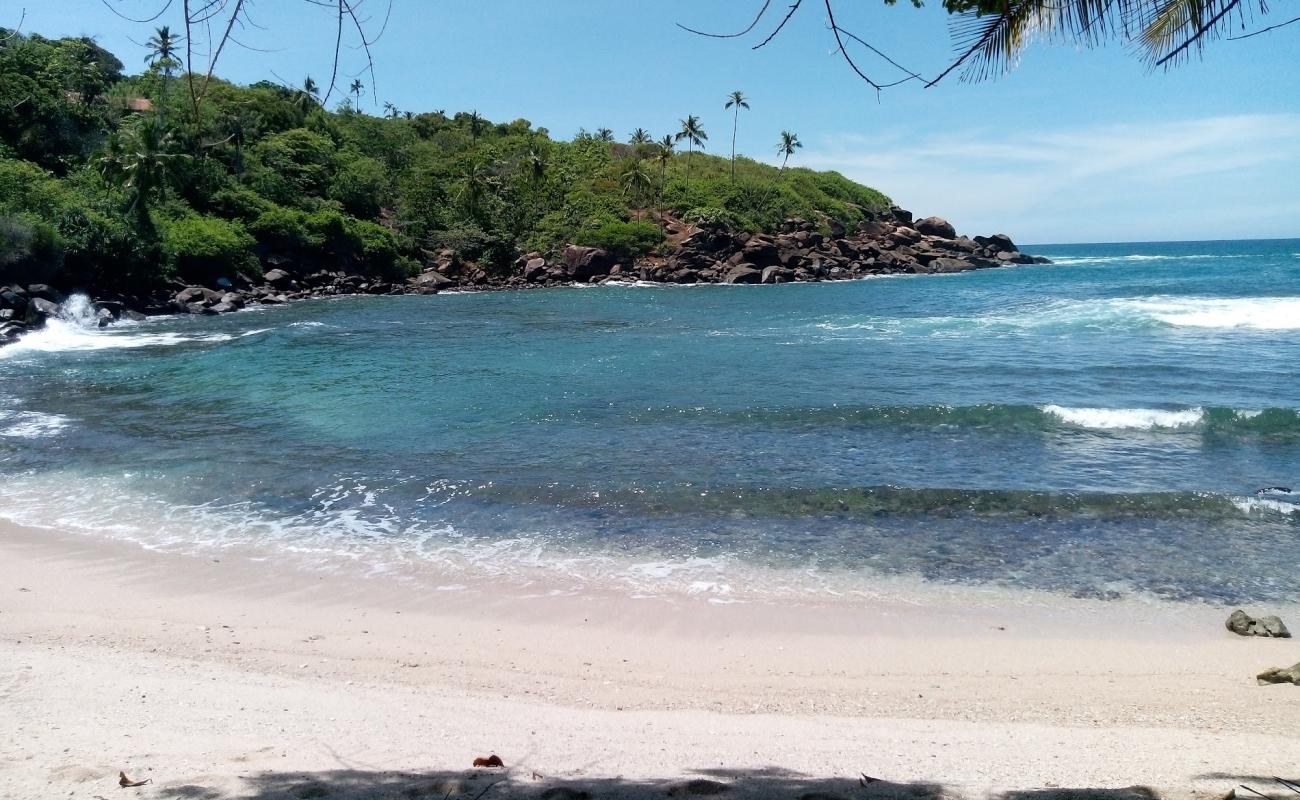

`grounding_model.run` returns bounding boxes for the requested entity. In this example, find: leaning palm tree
[144,25,179,126]
[724,90,749,184]
[776,130,802,171]
[674,115,707,181]
[620,160,655,207]
[628,127,652,145]
[655,134,675,188]
[596,127,615,142]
